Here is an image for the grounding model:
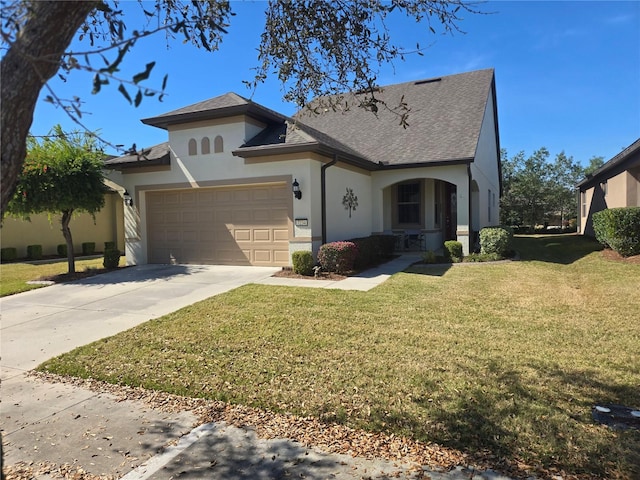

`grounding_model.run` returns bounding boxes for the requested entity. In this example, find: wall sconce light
[123,190,133,207]
[292,179,302,200]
